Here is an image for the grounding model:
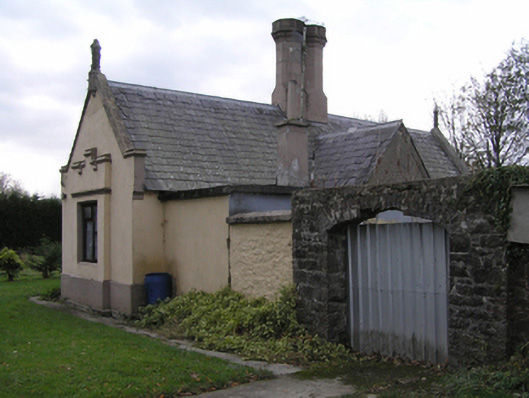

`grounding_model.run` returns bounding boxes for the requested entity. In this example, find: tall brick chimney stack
[304,24,327,123]
[273,18,327,187]
[271,18,304,120]
[271,18,327,123]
